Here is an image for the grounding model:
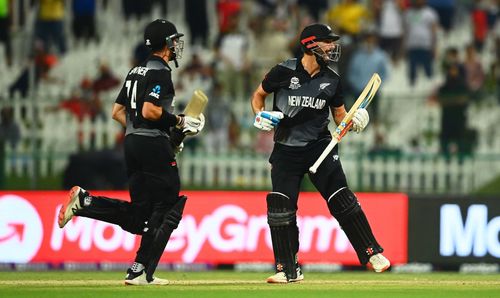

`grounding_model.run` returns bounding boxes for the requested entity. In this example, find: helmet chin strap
[172,53,179,68]
[166,49,179,68]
